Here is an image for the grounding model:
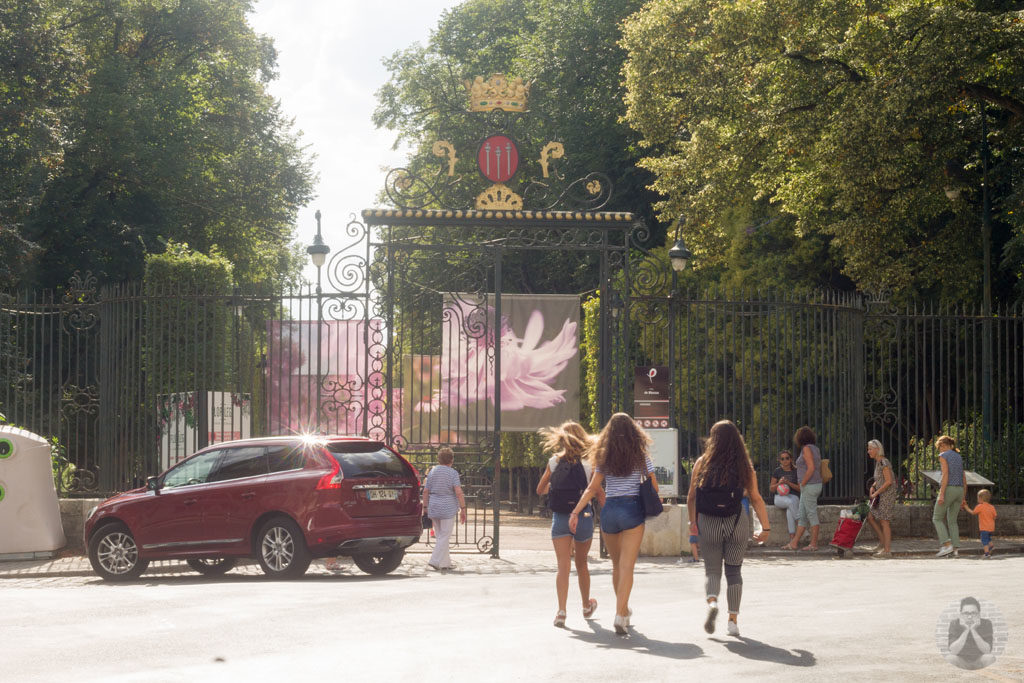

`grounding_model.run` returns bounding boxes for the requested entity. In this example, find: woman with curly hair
[782,426,823,551]
[569,412,657,635]
[536,421,604,628]
[688,420,770,637]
